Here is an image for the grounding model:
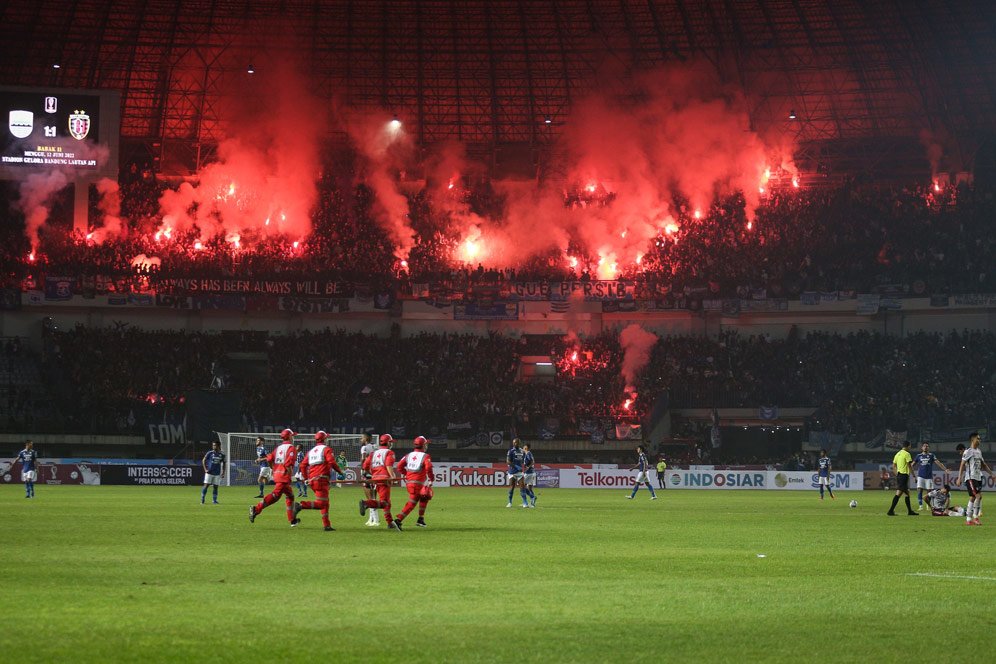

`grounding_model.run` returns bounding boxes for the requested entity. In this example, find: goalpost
[216,432,369,487]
